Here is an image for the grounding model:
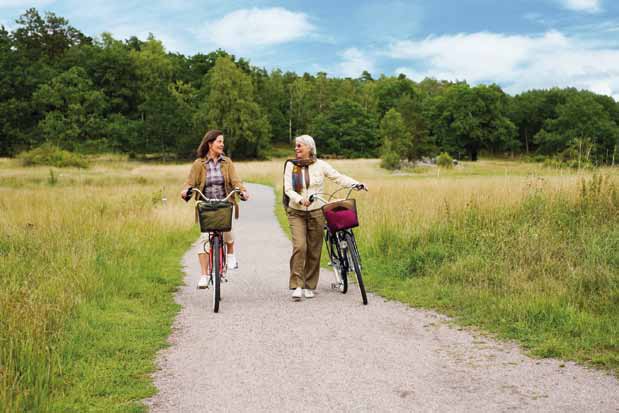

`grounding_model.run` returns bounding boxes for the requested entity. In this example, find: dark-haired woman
[181,130,249,288]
